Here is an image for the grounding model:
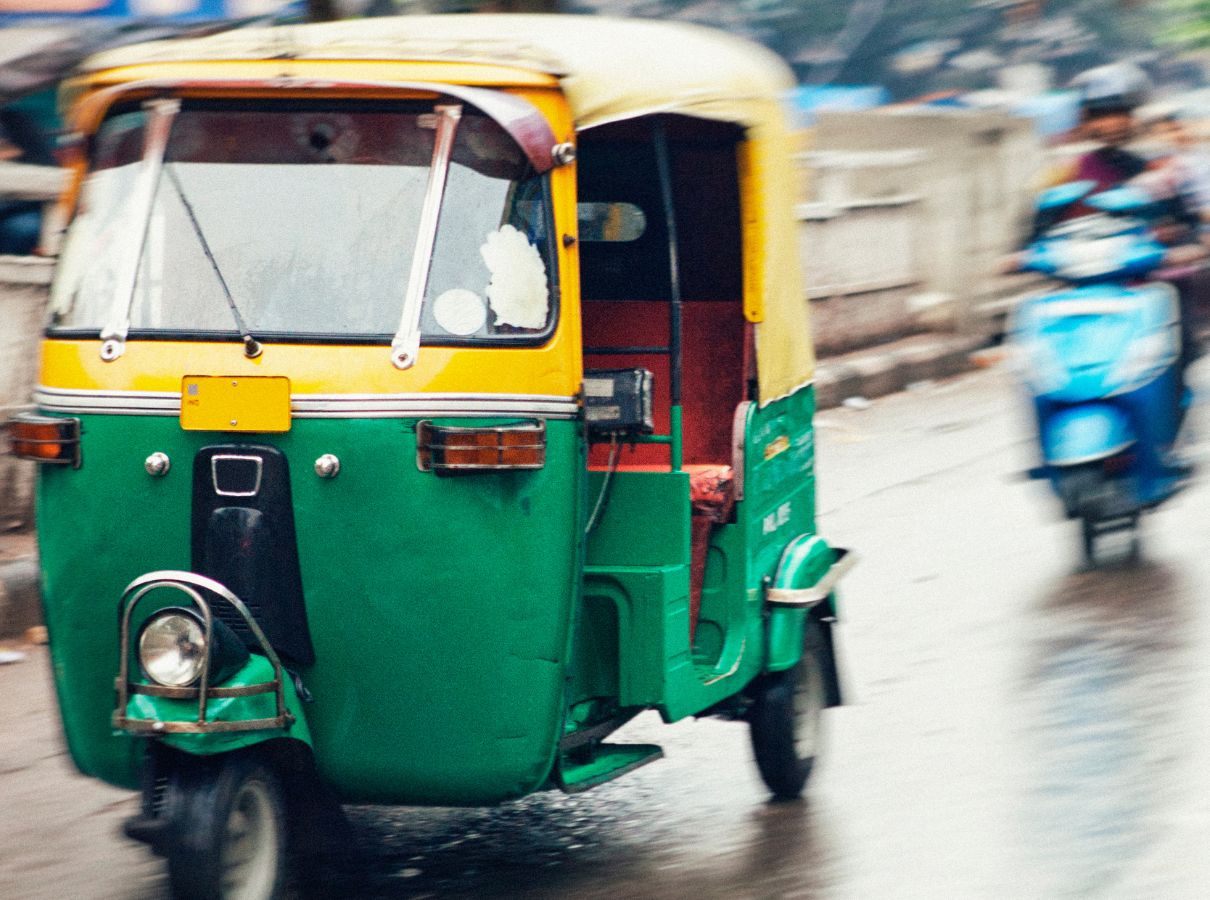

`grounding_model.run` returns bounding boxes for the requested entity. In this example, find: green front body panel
[37,415,581,805]
[570,386,820,726]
